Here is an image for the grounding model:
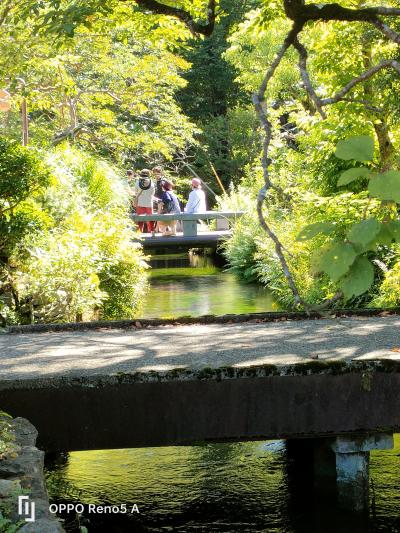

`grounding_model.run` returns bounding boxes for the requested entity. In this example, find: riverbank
[0,417,64,532]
